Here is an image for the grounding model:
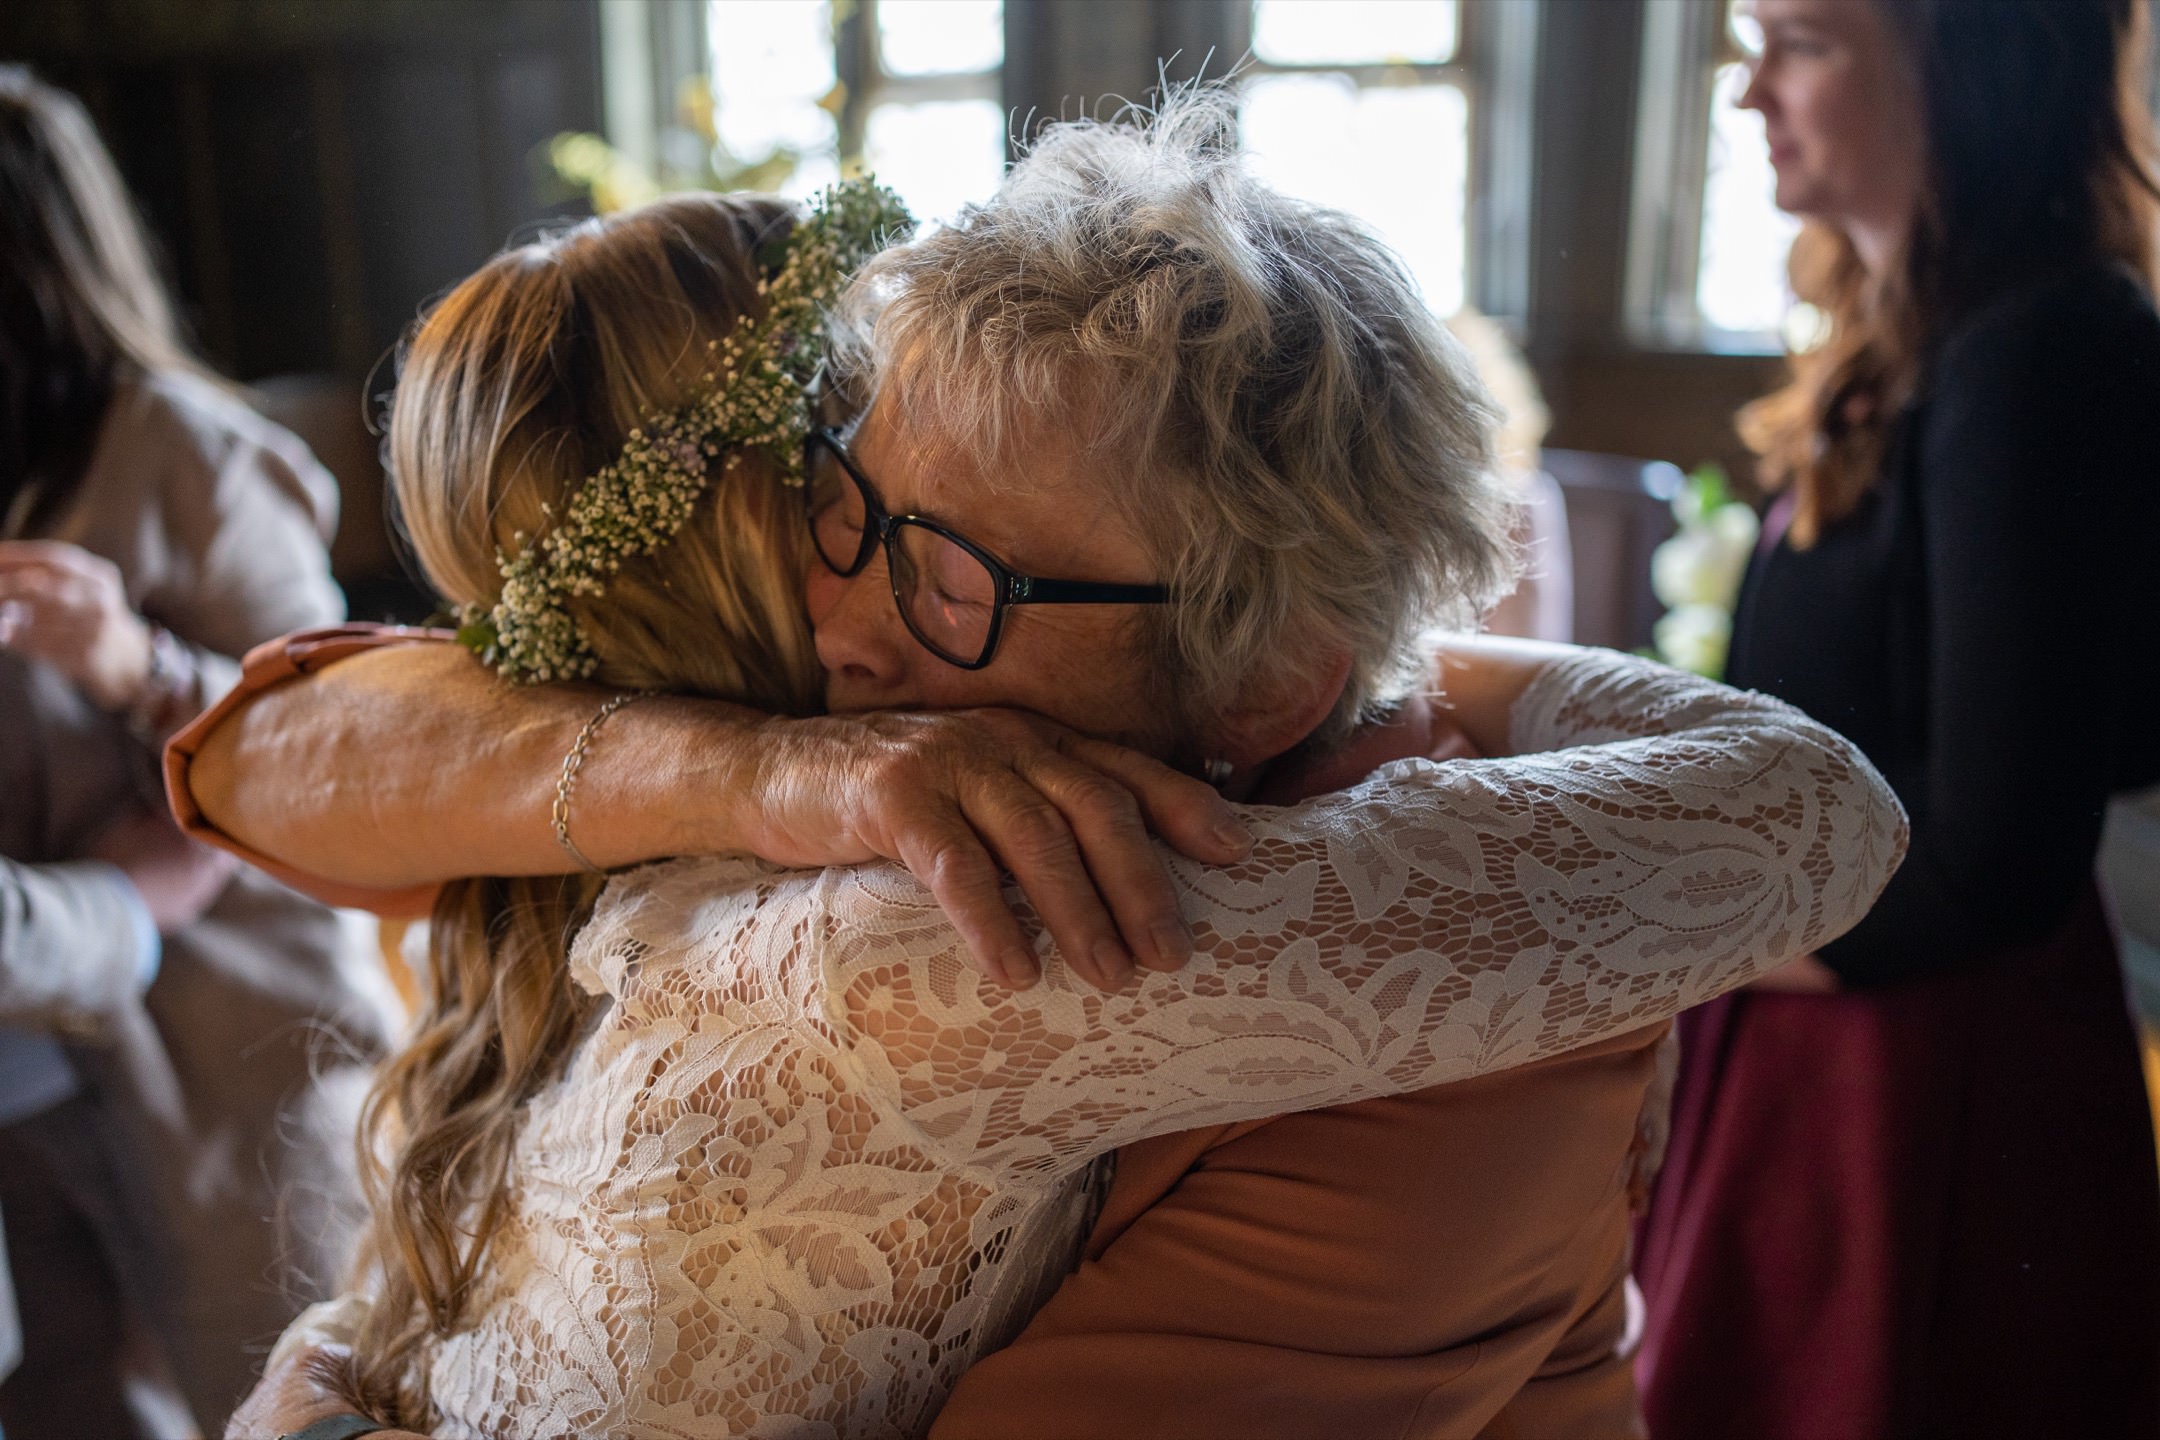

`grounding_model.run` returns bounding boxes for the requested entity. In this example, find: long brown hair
[1740,0,2160,546]
[0,66,212,531]
[346,192,823,1425]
